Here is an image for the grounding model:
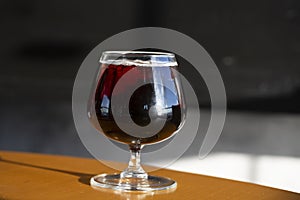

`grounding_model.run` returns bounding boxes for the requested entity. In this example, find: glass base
[90,173,177,192]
